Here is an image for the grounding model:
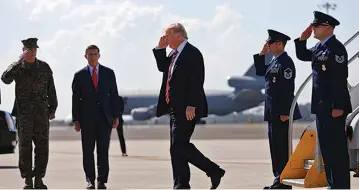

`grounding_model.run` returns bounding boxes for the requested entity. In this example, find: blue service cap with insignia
[267,29,291,44]
[311,11,340,27]
[21,38,39,49]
